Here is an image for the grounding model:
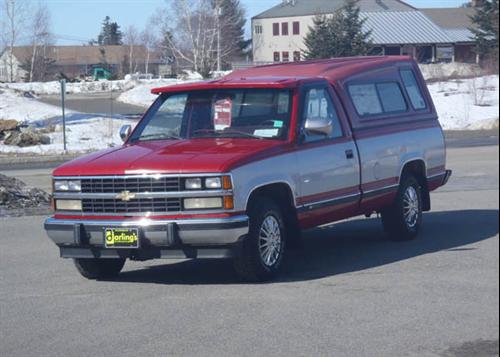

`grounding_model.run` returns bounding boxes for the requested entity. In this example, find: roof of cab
[151,56,413,94]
